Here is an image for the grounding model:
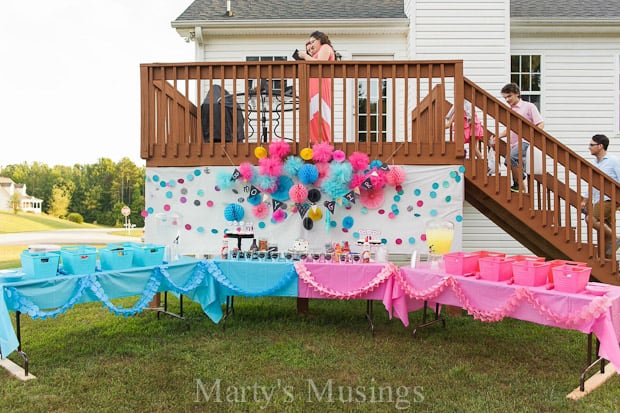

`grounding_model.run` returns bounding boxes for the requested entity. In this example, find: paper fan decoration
[308,205,323,221]
[359,188,385,209]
